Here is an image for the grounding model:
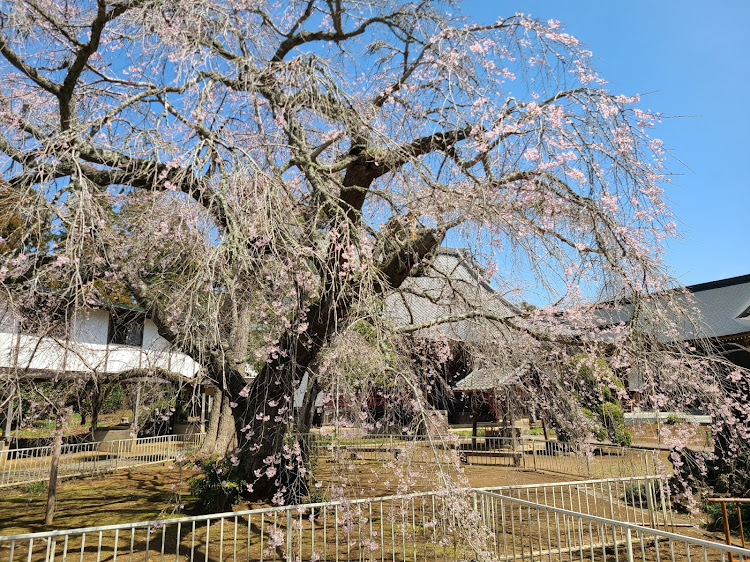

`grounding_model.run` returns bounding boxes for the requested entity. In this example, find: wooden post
[707,497,750,561]
[3,389,13,443]
[721,500,734,562]
[200,389,206,434]
[132,382,142,437]
[737,503,746,548]
[45,413,64,525]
